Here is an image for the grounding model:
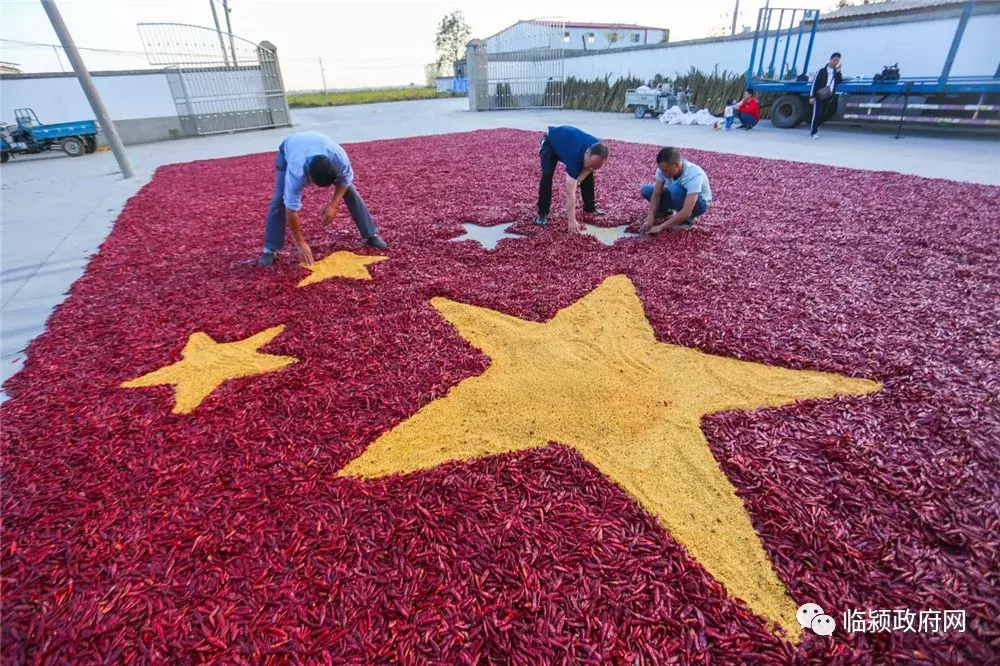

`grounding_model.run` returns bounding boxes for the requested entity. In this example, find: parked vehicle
[746,0,999,133]
[0,108,100,163]
[625,83,693,119]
